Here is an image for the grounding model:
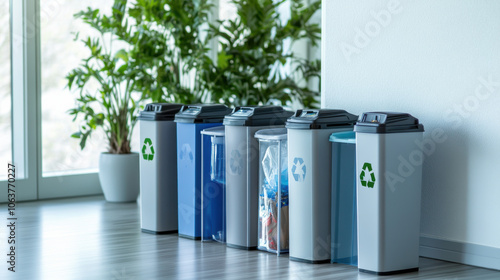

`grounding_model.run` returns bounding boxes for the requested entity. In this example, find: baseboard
[420,235,500,271]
